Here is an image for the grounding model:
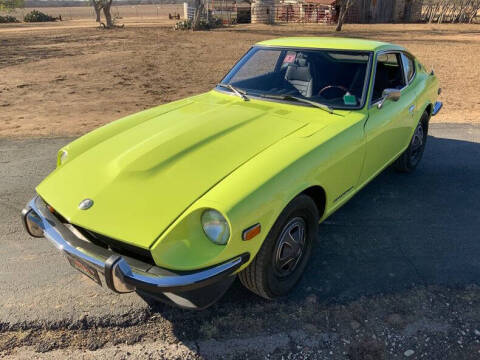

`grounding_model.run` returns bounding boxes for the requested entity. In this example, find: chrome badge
[79,199,94,210]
